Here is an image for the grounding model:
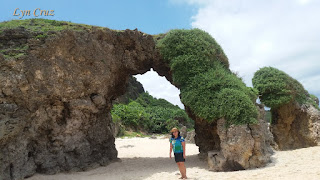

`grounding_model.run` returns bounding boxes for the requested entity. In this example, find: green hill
[112,78,193,136]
